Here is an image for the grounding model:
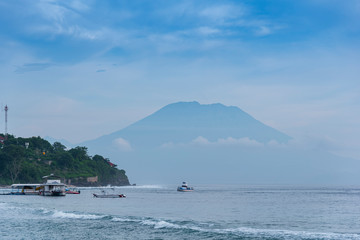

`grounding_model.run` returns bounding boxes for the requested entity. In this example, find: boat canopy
[11,184,40,189]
